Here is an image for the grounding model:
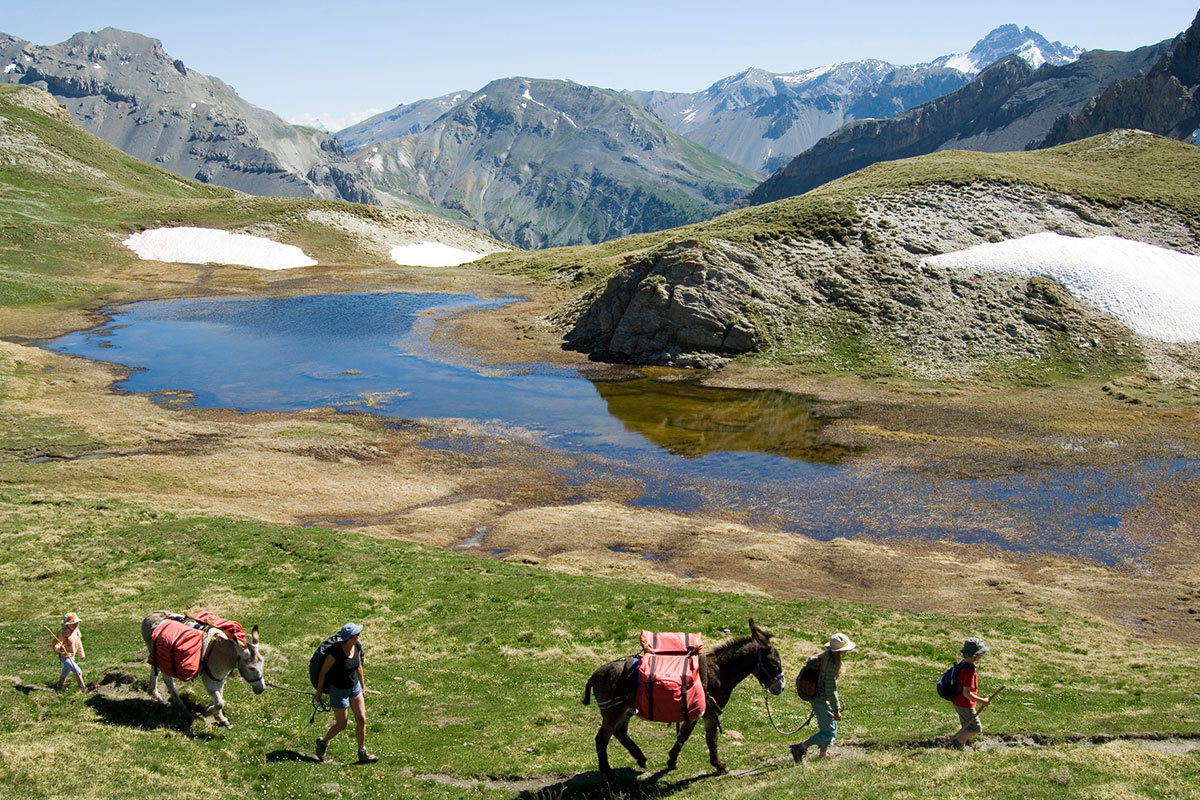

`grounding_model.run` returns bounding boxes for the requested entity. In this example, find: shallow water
[46,291,1199,565]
